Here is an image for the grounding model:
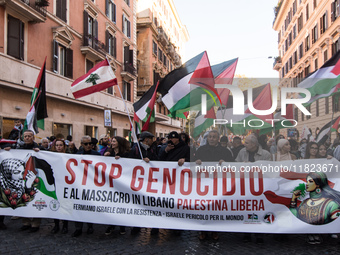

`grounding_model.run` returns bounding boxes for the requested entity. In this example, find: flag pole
[106,57,143,161]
